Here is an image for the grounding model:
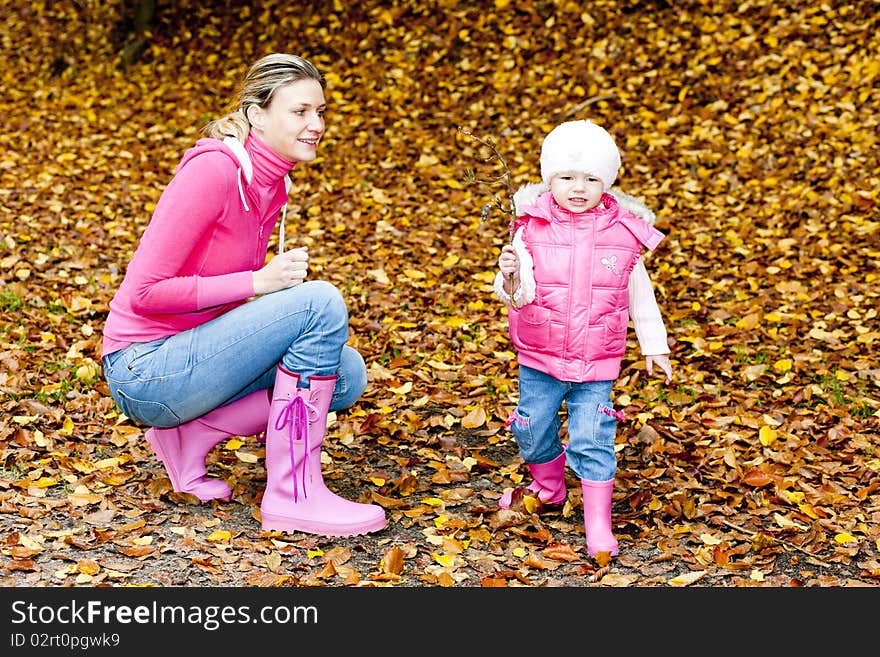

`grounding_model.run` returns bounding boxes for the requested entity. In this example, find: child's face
[549,172,604,213]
